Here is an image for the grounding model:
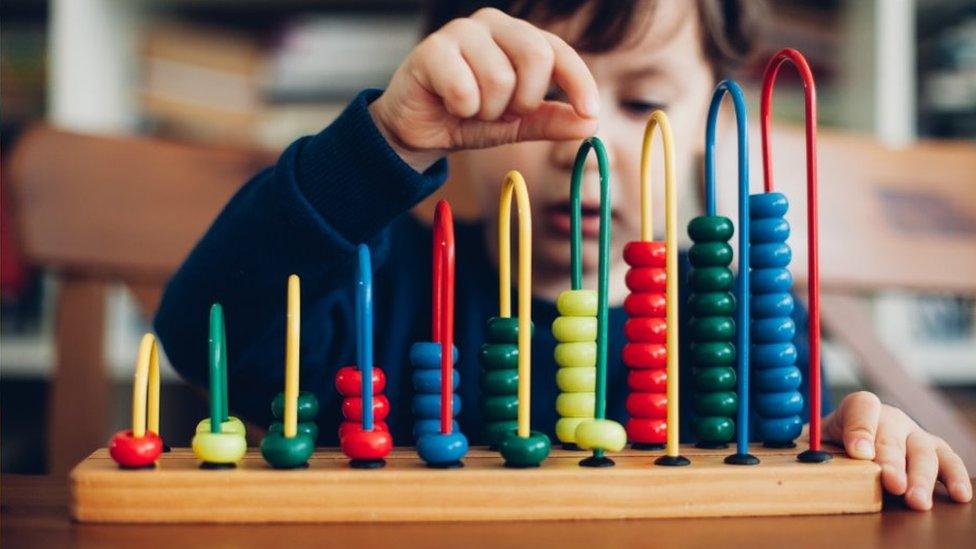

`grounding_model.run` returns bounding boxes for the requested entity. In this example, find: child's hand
[823,391,973,510]
[368,8,599,172]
